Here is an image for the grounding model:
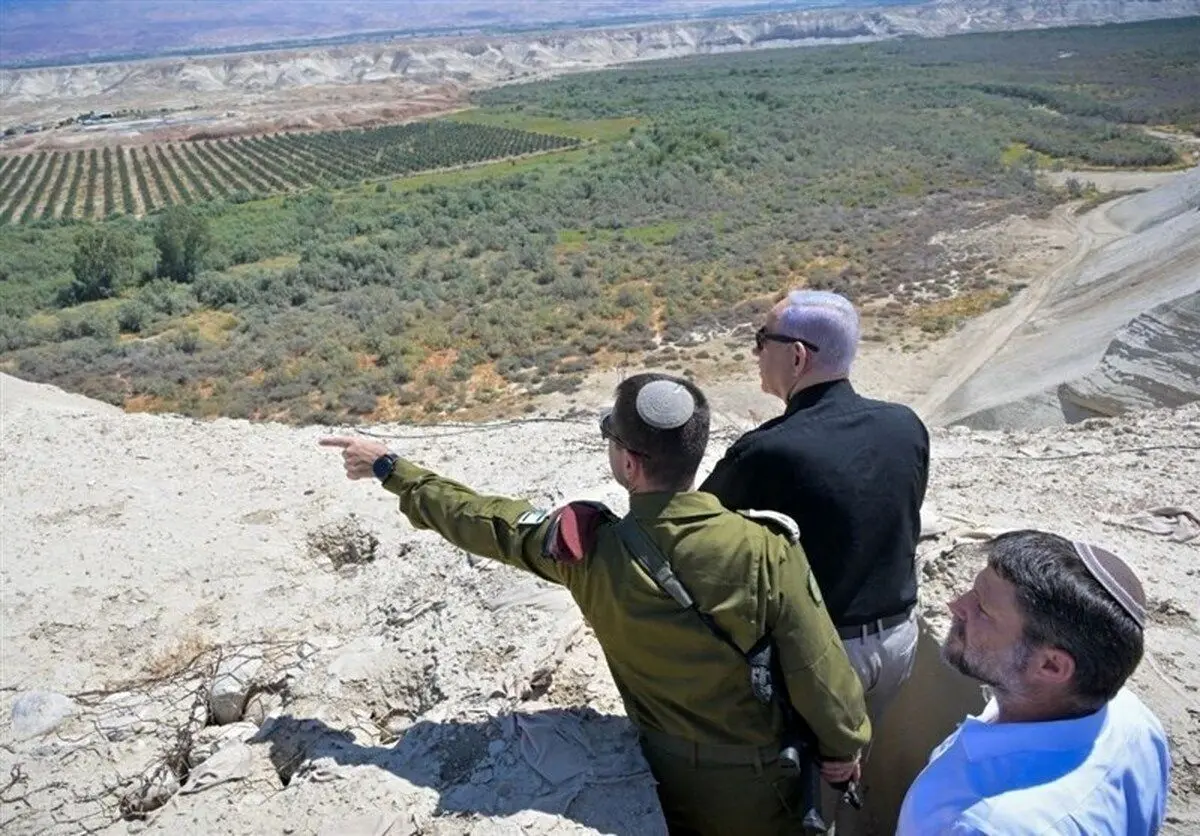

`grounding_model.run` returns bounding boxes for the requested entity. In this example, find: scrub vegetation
[1,18,1196,423]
